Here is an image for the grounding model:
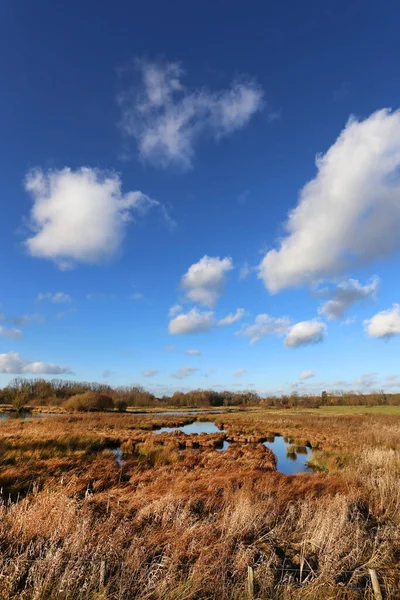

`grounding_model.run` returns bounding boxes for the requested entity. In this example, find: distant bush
[63,391,114,412]
[114,399,128,412]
